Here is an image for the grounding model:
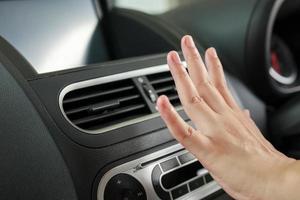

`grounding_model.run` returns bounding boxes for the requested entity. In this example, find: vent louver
[147,71,181,107]
[62,79,151,131]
